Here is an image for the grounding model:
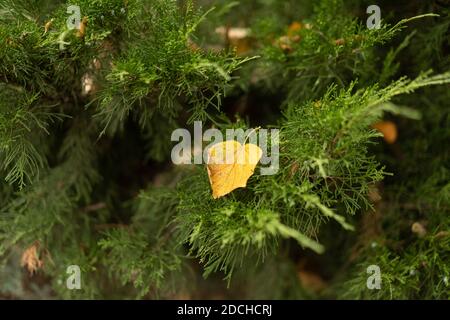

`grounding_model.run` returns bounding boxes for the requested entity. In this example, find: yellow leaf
[207,140,262,199]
